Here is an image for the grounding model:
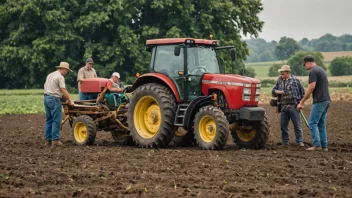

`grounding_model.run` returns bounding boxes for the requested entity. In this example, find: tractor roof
[146,38,216,45]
